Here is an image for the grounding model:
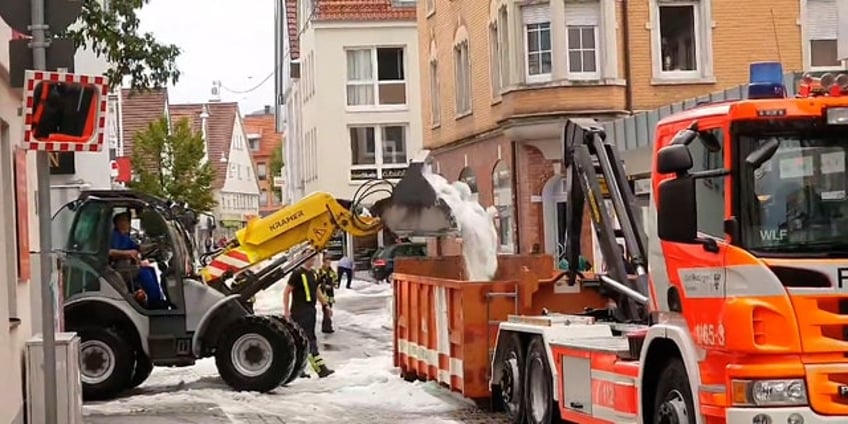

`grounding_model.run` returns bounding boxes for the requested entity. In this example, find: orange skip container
[391,254,607,402]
